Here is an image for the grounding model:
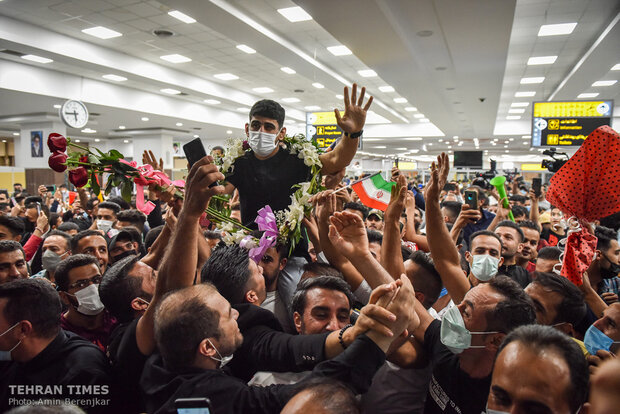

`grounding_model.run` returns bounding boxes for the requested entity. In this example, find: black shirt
[0,330,112,413]
[498,264,532,288]
[423,320,491,414]
[541,228,566,247]
[140,334,385,414]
